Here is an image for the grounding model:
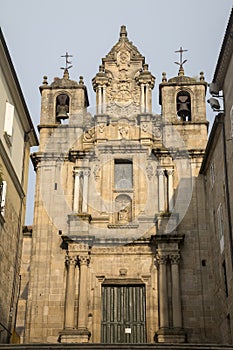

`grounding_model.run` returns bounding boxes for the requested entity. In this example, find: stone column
[77,255,89,331]
[82,169,90,213]
[158,169,165,212]
[64,254,77,329]
[145,83,149,113]
[167,170,174,212]
[73,169,82,212]
[141,84,145,113]
[98,86,102,114]
[102,85,106,114]
[157,254,169,328]
[170,254,182,328]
